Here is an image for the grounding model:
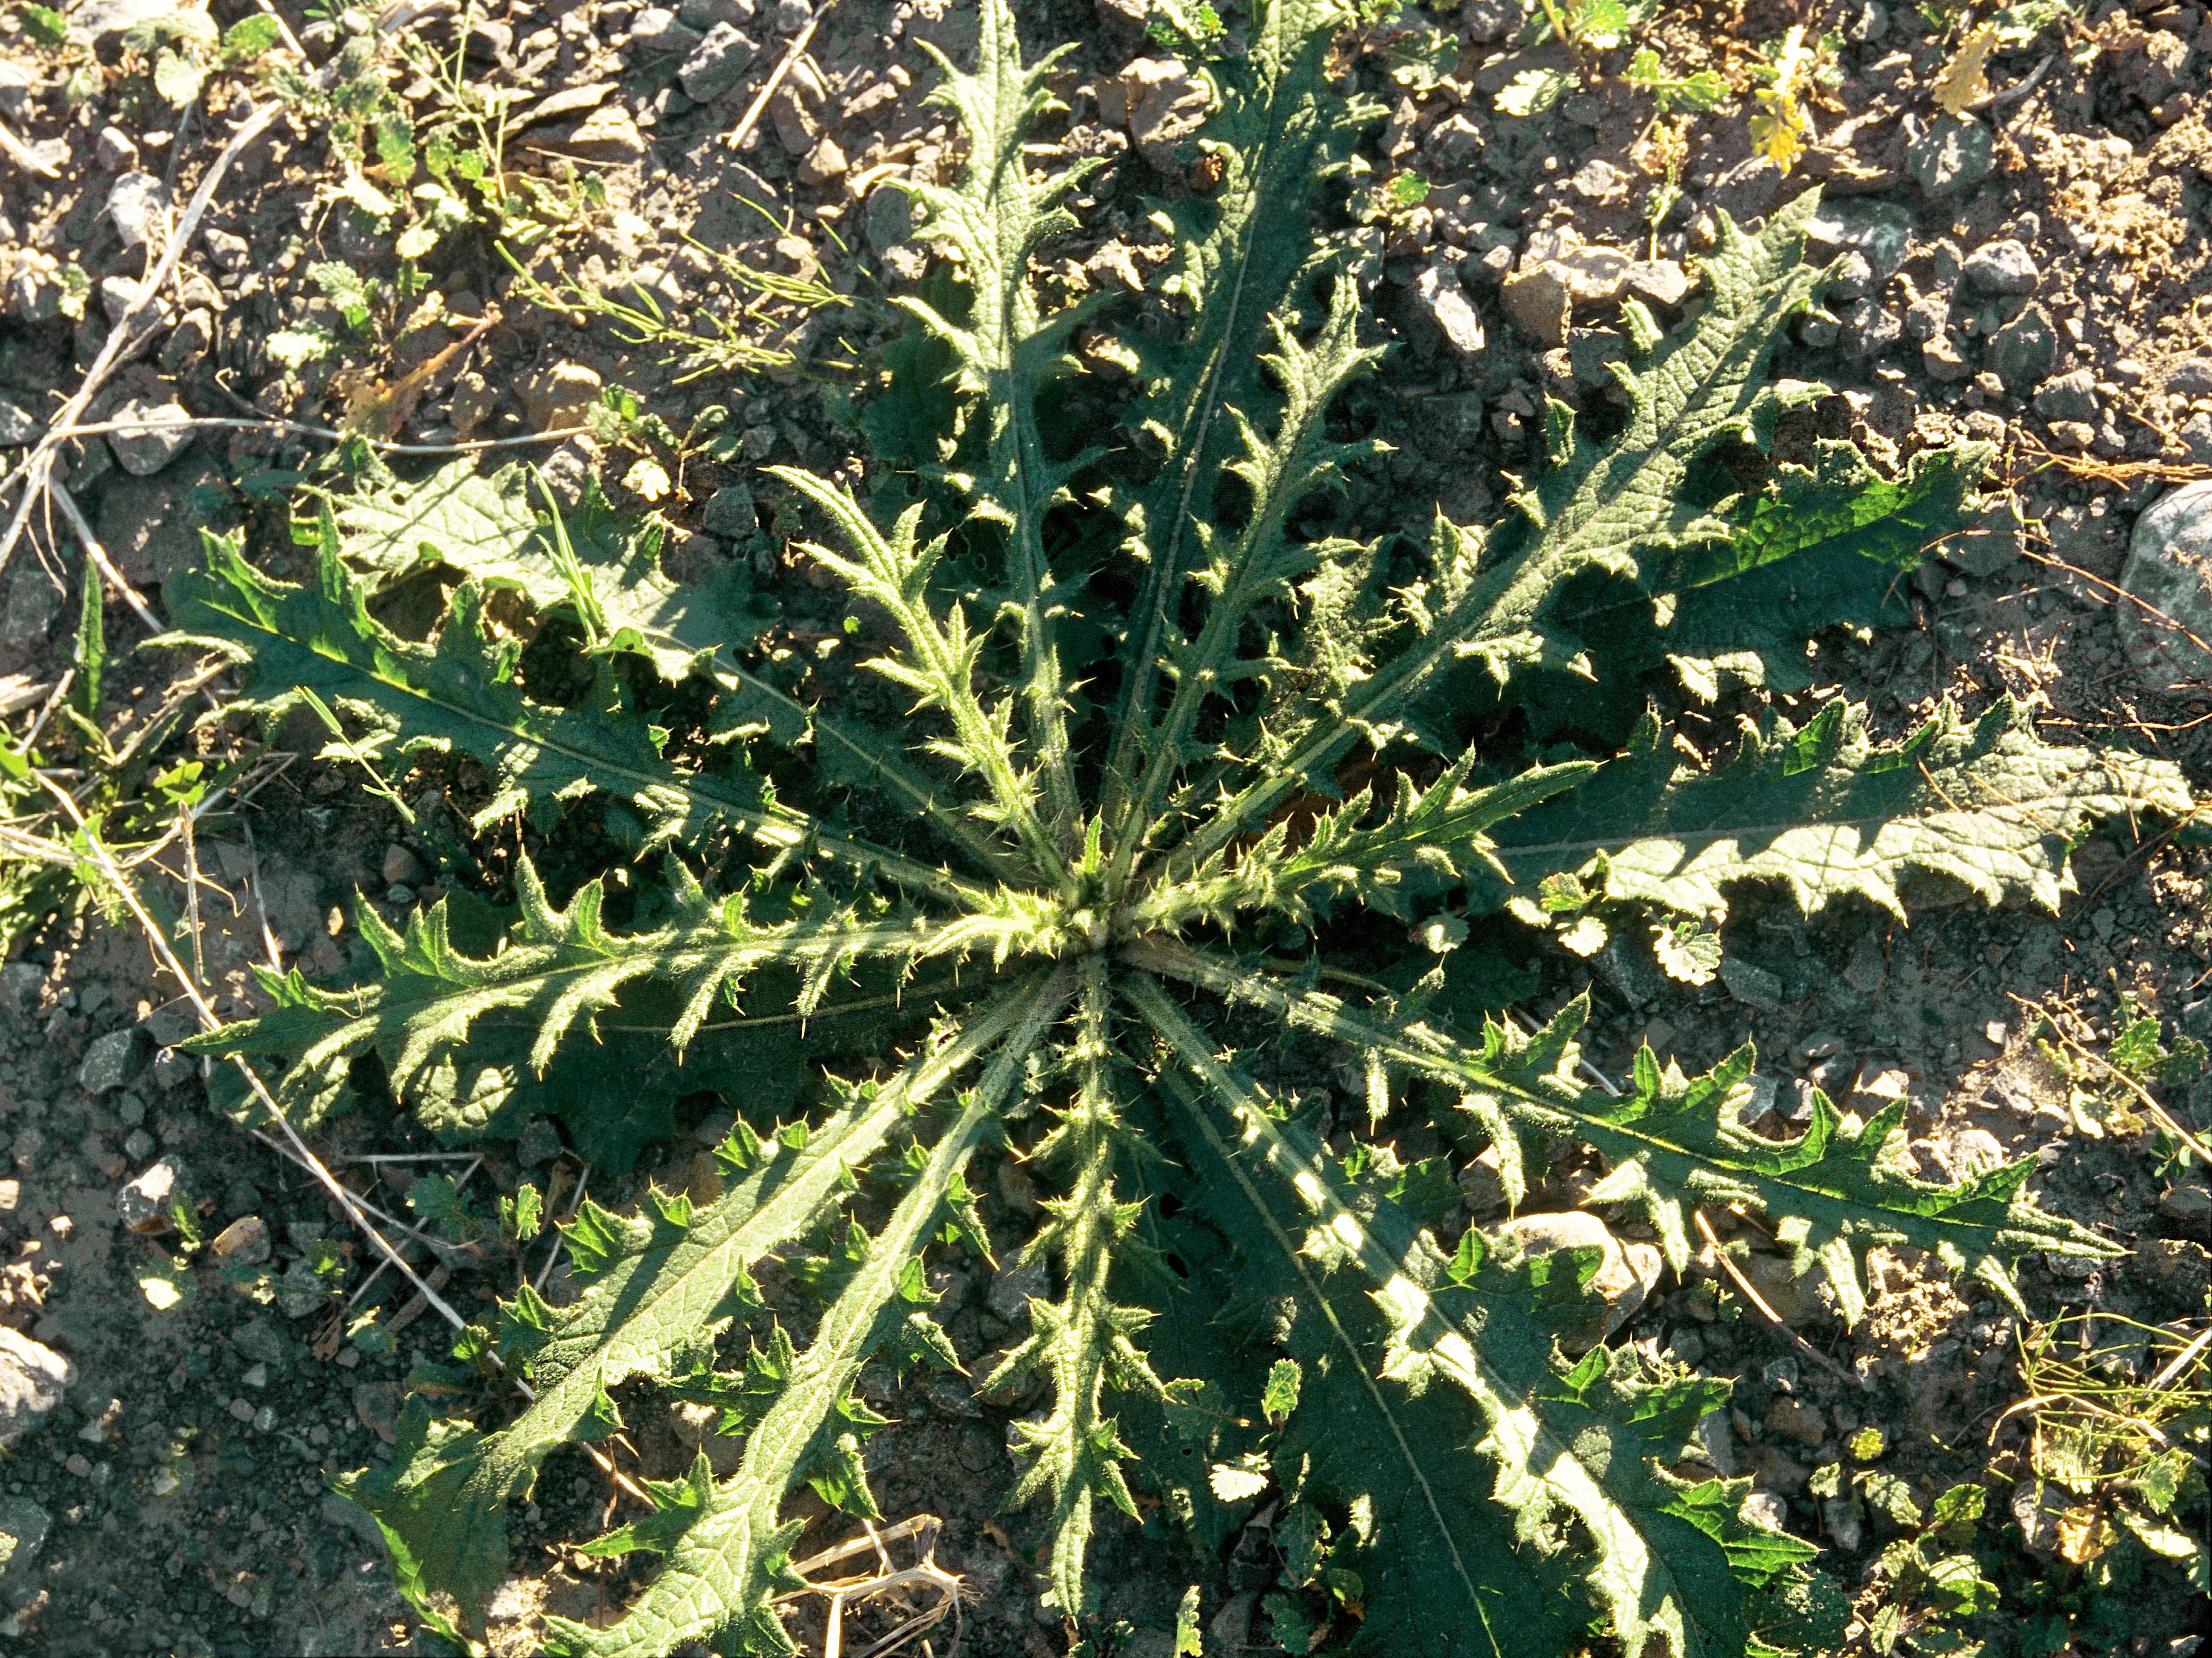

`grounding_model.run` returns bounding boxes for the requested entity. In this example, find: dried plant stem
[0,103,284,581]
[32,773,469,1330]
[2011,990,2212,1165]
[725,1,835,164]
[48,414,595,457]
[1692,1209,1868,1391]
